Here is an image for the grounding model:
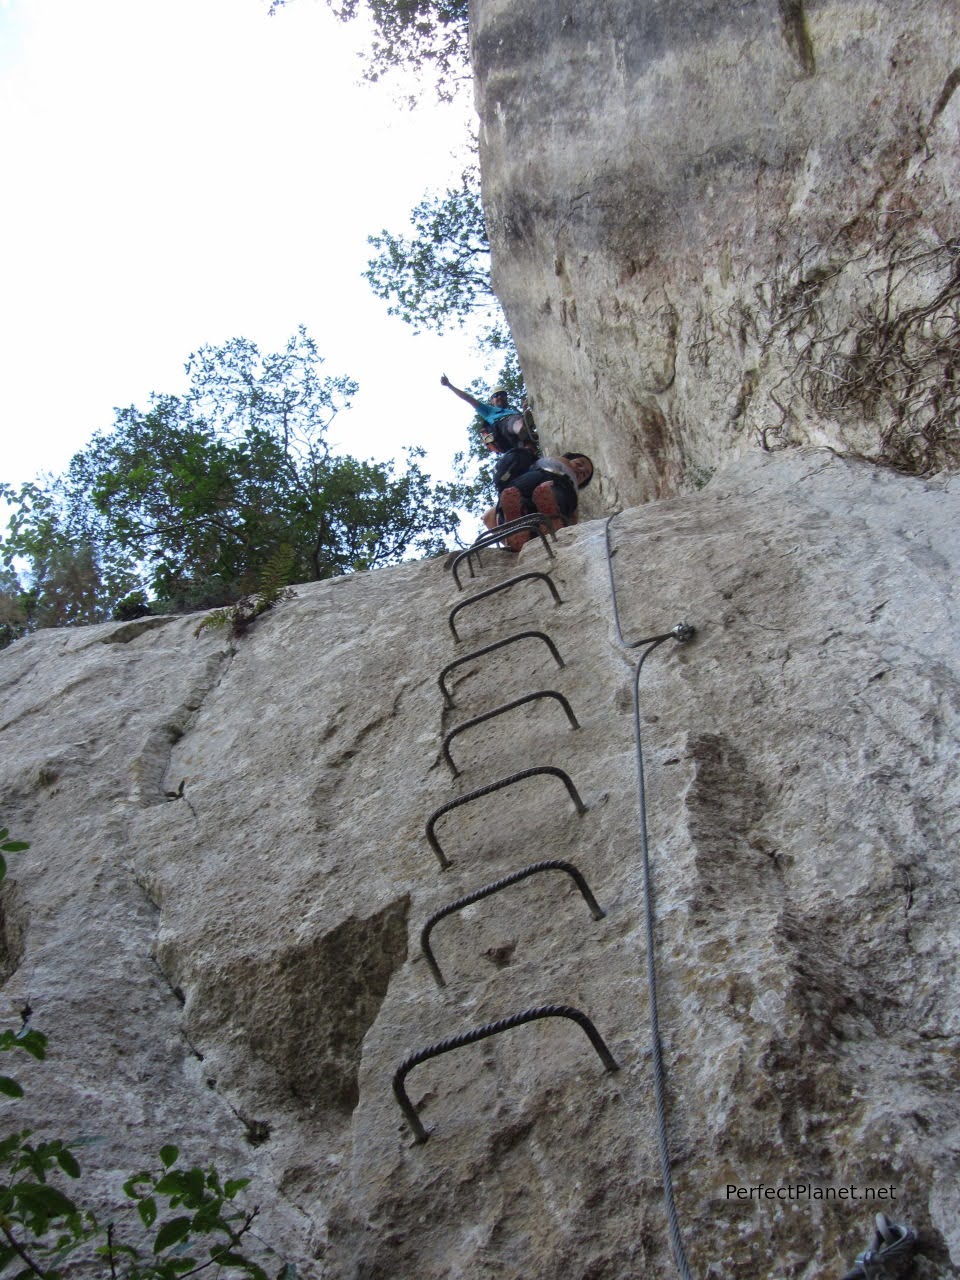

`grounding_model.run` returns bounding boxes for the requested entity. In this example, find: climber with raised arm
[495,452,595,552]
[440,373,539,491]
